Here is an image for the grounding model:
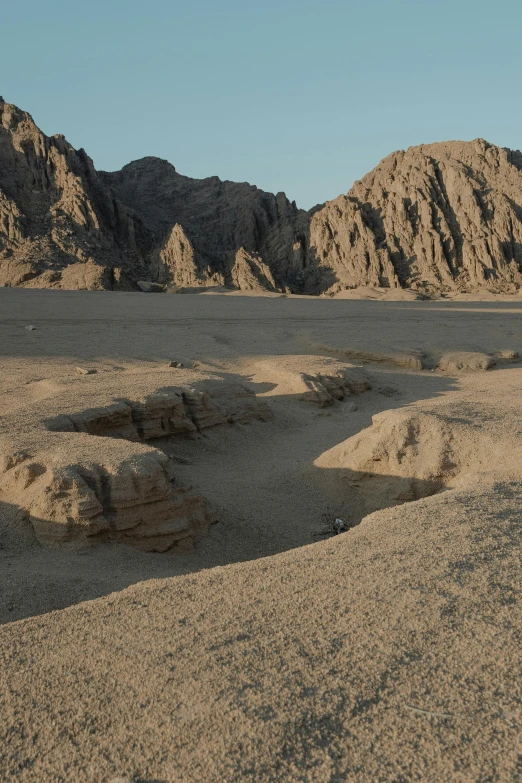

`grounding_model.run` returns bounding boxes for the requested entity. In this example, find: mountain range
[3,97,522,295]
